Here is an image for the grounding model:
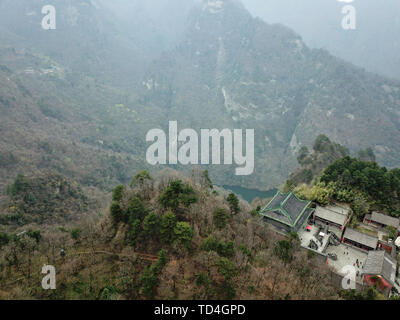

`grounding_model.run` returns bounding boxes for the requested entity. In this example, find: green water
[222,185,278,203]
